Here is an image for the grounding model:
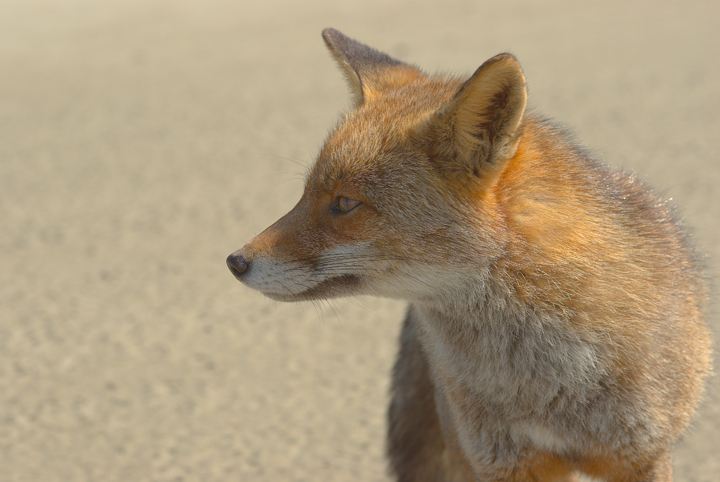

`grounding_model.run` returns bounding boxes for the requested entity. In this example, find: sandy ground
[1,1,718,481]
